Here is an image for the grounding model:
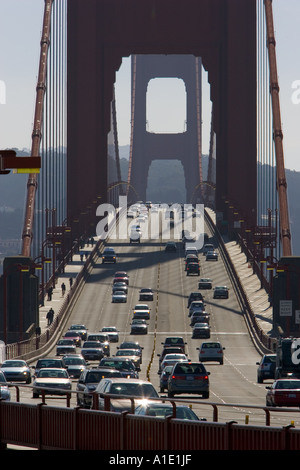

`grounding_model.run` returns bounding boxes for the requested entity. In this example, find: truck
[275,337,300,379]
